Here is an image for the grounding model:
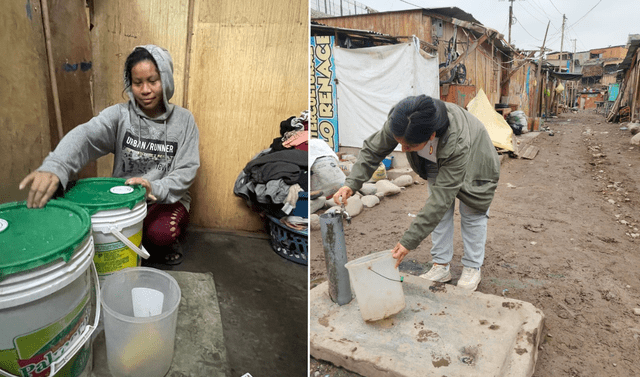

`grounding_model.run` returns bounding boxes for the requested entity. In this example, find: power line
[547,0,563,16]
[515,18,542,42]
[566,0,602,29]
